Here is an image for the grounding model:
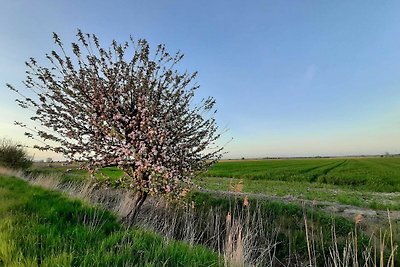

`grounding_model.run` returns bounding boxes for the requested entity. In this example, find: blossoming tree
[8,30,223,218]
